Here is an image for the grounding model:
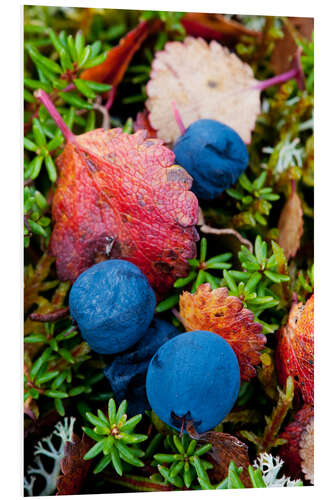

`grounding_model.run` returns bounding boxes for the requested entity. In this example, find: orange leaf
[81,20,156,86]
[278,191,304,260]
[50,128,199,296]
[179,284,266,380]
[276,294,314,404]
